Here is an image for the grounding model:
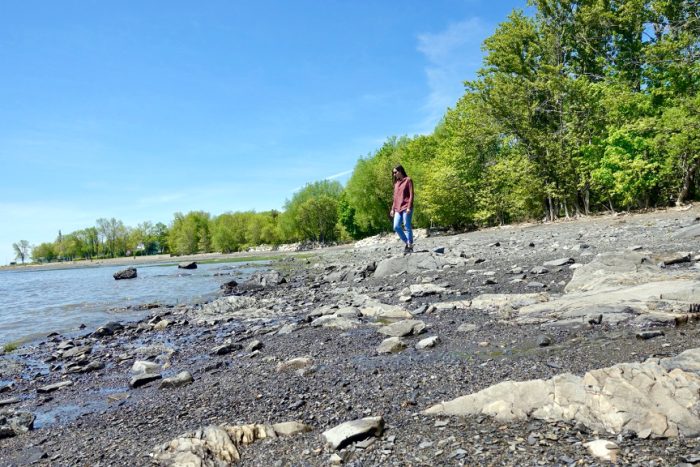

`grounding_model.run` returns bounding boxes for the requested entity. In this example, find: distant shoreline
[0,248,327,272]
